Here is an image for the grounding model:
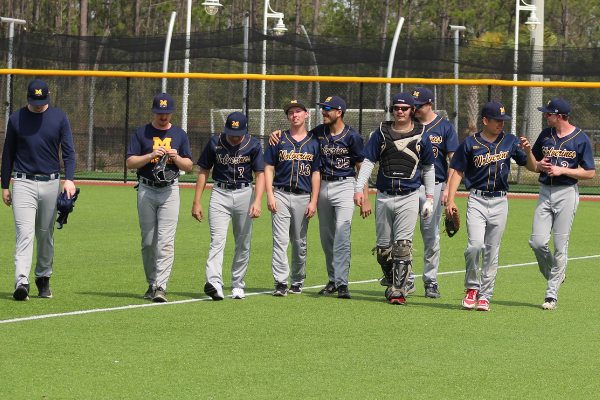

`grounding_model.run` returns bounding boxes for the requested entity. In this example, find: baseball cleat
[273,283,288,297]
[231,288,245,299]
[204,281,225,301]
[143,285,154,300]
[476,299,490,311]
[13,284,30,301]
[424,283,440,298]
[404,281,416,295]
[337,285,351,299]
[390,297,405,305]
[542,298,557,310]
[462,289,478,309]
[288,284,302,294]
[379,276,390,287]
[318,281,337,295]
[35,277,52,298]
[153,287,168,302]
